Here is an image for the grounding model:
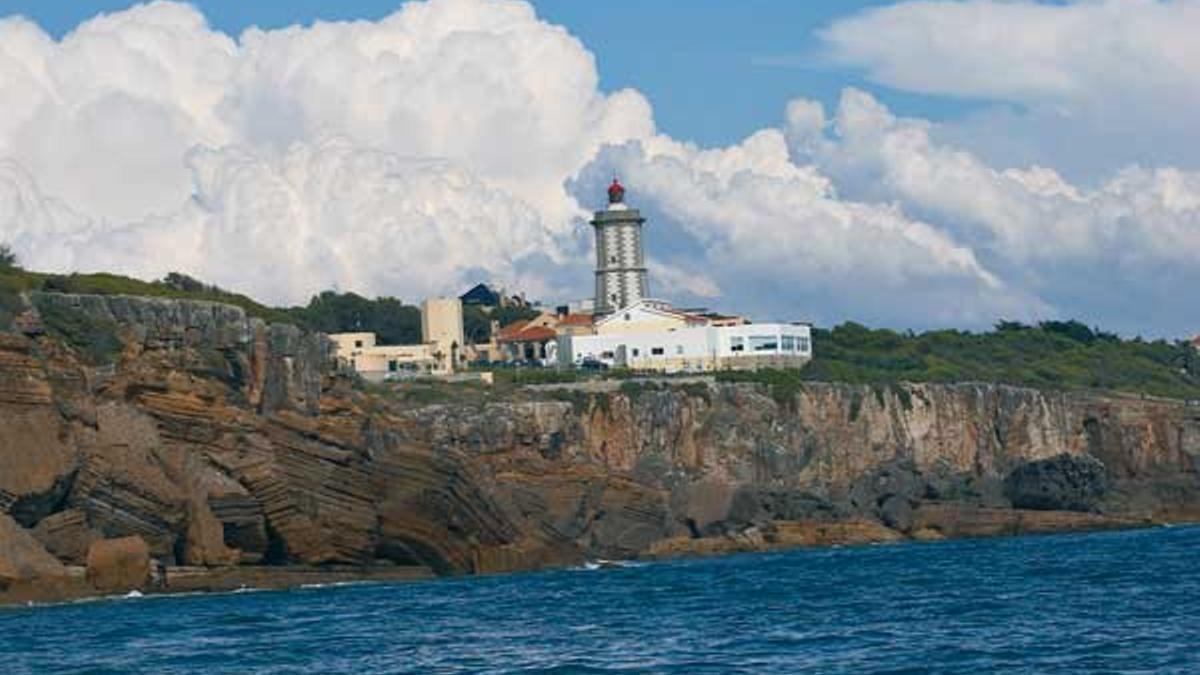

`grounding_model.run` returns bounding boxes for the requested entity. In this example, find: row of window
[629,346,673,357]
[728,335,811,354]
